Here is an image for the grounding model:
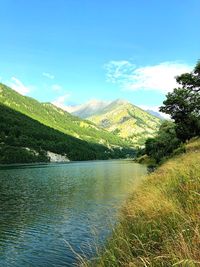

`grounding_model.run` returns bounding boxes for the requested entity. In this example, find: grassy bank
[84,138,200,266]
